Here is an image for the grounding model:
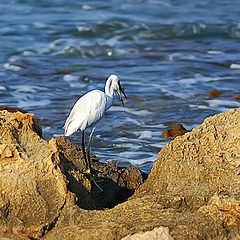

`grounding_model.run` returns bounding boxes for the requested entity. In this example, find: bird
[63,74,127,175]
